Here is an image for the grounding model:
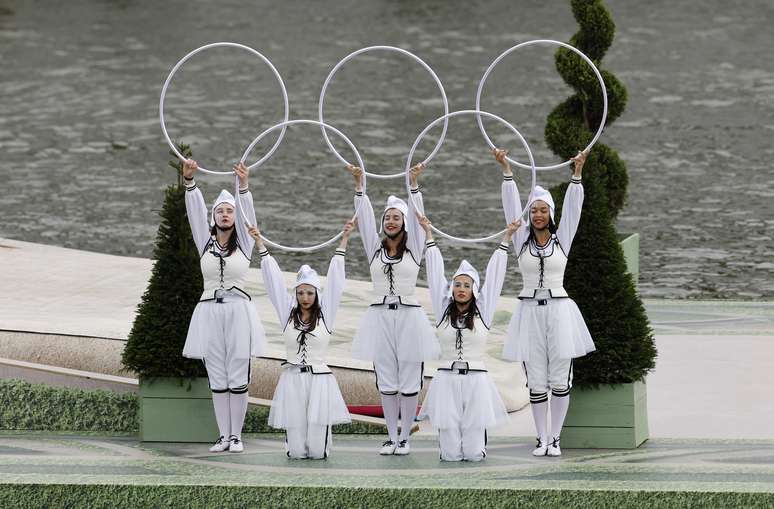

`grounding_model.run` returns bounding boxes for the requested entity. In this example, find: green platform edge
[138,377,219,442]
